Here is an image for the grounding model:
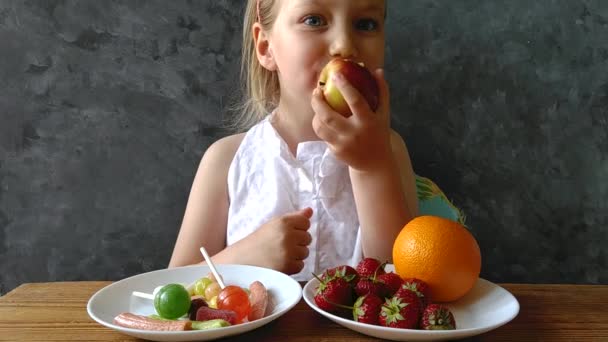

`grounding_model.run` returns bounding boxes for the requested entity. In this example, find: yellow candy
[208,295,218,309]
